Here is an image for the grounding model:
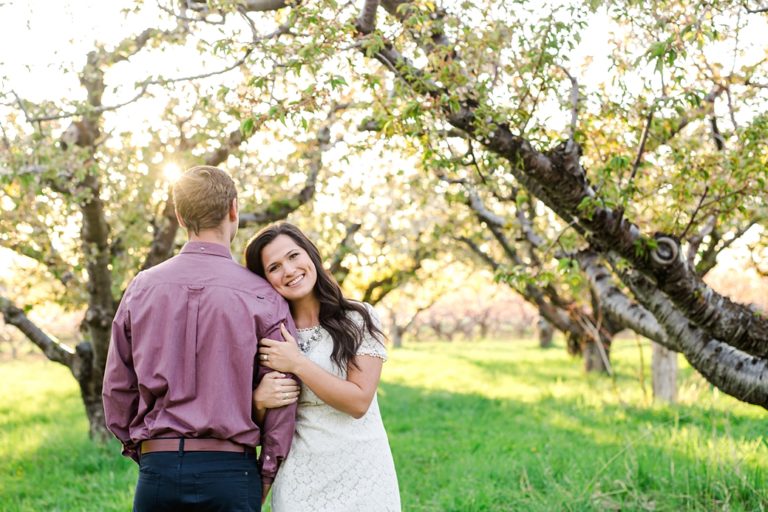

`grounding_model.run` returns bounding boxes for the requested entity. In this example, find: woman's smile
[261,234,318,301]
[286,274,304,287]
